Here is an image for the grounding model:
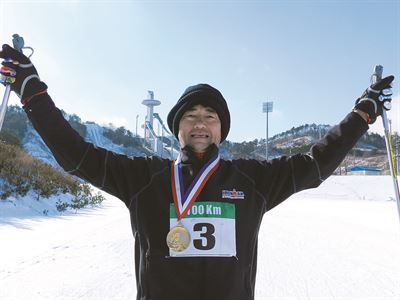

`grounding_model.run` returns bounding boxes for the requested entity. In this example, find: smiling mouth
[190,133,209,138]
